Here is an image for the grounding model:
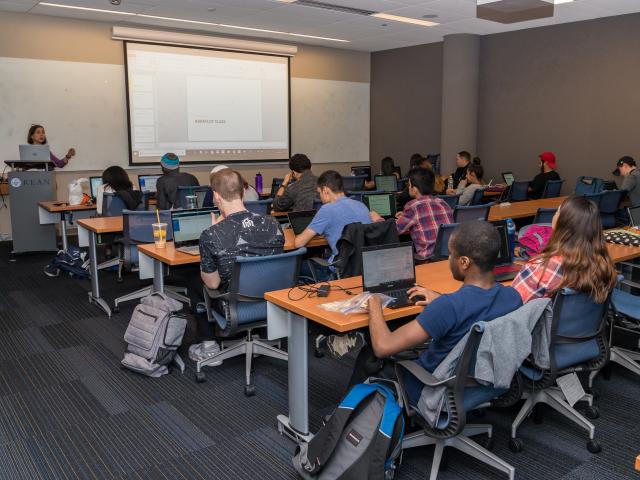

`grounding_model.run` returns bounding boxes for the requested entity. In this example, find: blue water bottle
[255,172,263,194]
[506,218,516,260]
